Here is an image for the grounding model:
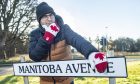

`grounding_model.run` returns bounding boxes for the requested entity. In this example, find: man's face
[40,13,55,26]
